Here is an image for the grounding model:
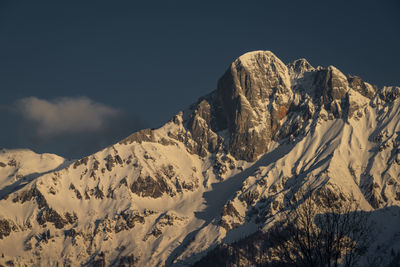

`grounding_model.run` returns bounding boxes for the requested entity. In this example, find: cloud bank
[17,96,120,137]
[1,96,148,158]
